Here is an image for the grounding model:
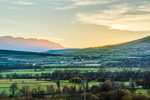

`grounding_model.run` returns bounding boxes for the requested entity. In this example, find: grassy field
[0,68,99,77]
[0,79,149,96]
[0,67,147,96]
[135,89,148,95]
[0,67,143,78]
[0,79,100,95]
[103,61,122,64]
